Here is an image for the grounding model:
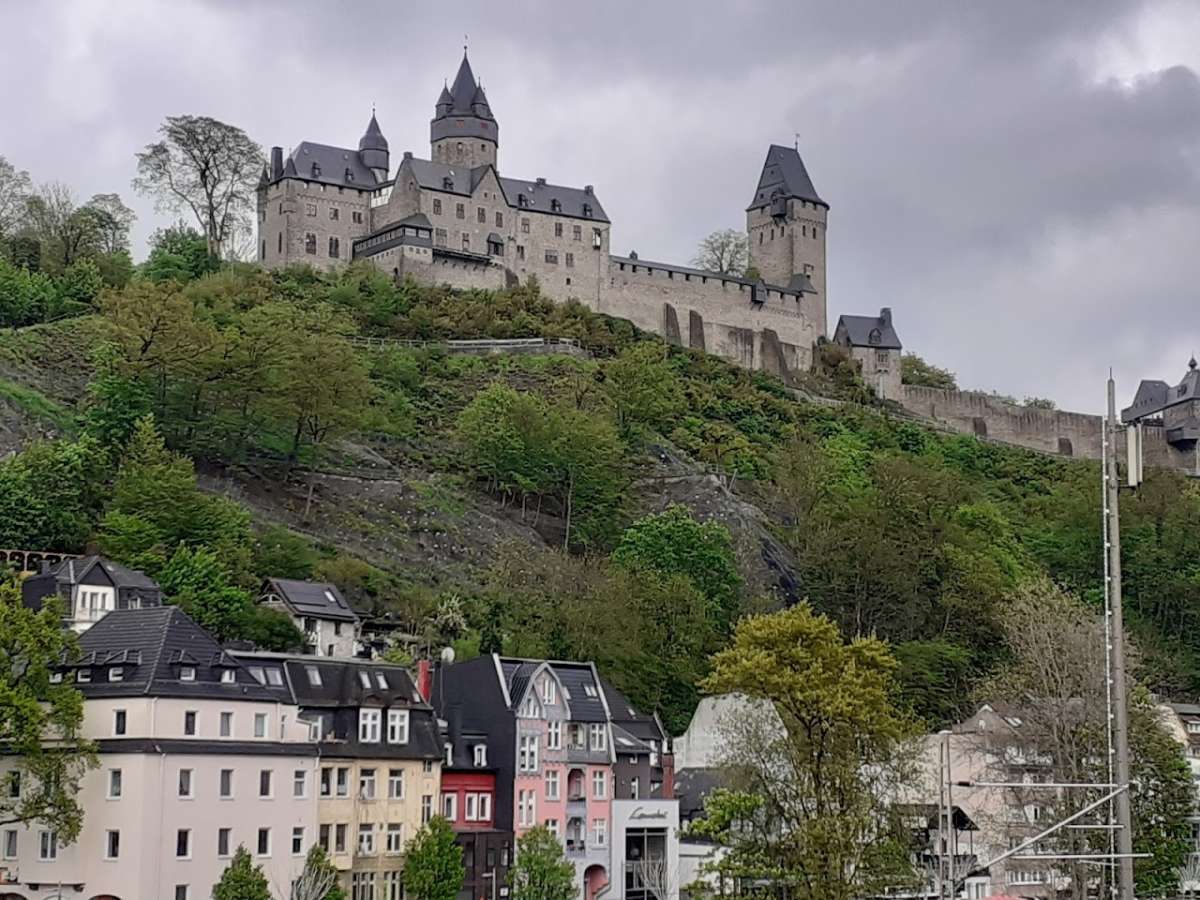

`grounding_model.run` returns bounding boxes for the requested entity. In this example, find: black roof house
[834,307,903,351]
[1123,358,1200,446]
[23,555,162,614]
[261,577,359,623]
